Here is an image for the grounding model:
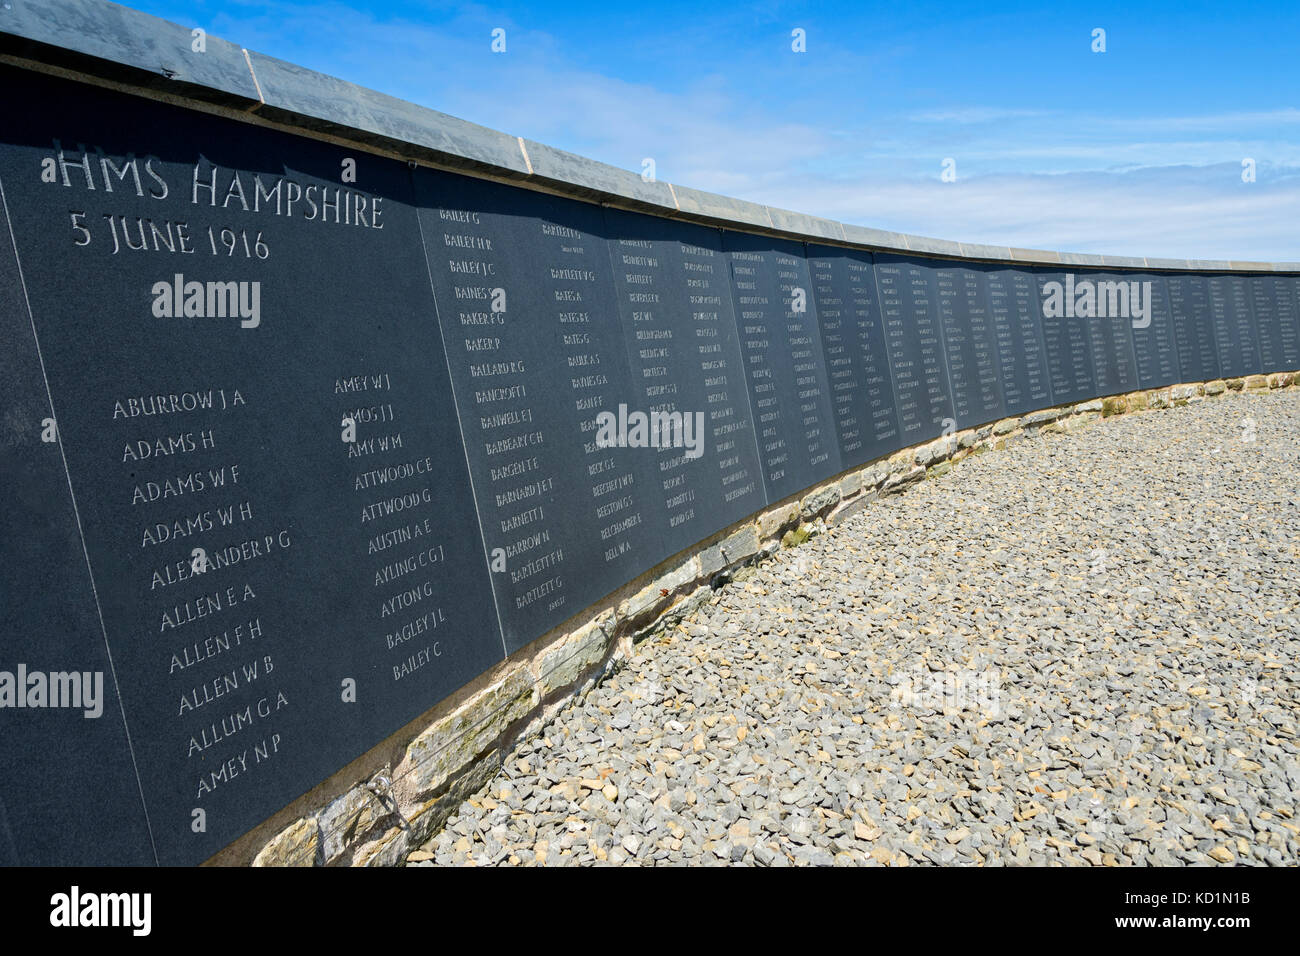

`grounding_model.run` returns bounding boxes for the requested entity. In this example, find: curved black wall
[2,47,1298,866]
